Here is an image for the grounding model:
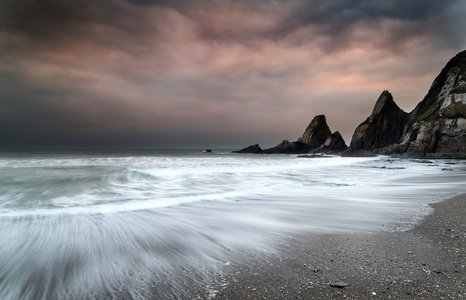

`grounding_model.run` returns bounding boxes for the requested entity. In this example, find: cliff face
[402,51,466,157]
[344,50,466,158]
